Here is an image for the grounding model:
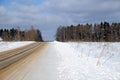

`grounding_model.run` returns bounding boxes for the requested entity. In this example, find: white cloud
[41,0,120,13]
[0,6,6,15]
[1,0,120,25]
